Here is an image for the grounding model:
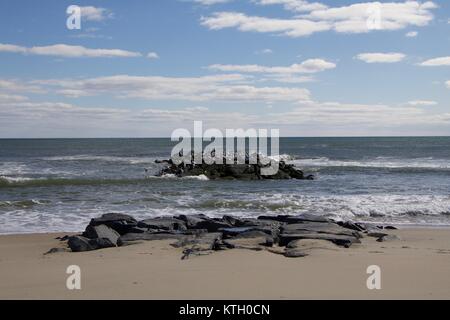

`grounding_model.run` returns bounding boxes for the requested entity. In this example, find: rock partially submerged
[61,213,399,258]
[154,157,314,181]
